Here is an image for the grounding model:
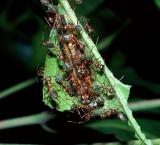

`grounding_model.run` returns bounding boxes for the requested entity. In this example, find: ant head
[45,77,52,82]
